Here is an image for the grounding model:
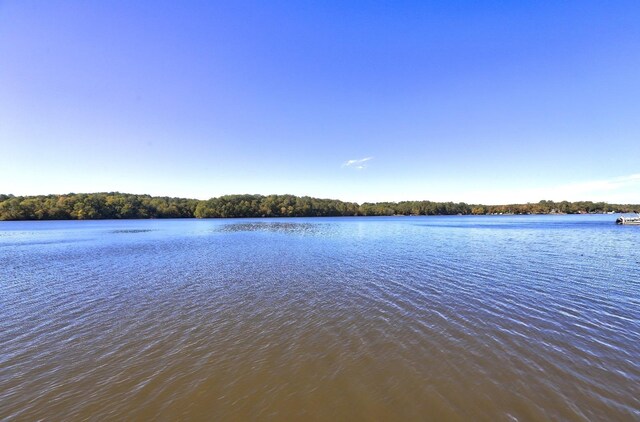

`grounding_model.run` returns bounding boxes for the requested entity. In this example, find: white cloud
[342,156,373,170]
